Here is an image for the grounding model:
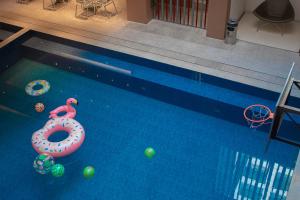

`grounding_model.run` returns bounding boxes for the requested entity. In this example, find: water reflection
[215,147,293,200]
